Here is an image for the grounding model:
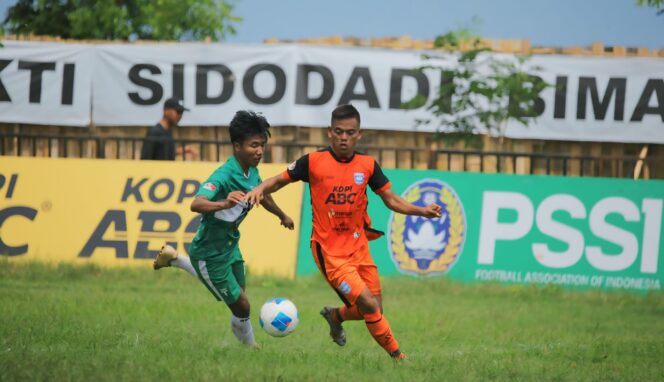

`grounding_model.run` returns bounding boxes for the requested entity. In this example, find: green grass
[1,261,663,381]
